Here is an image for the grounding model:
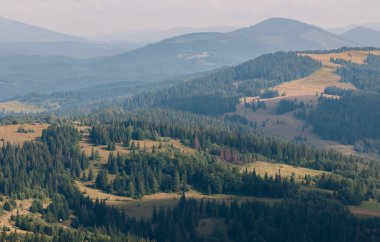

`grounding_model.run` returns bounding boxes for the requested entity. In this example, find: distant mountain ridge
[0,16,145,58]
[88,26,238,43]
[100,18,353,75]
[0,17,357,99]
[0,16,84,42]
[341,27,380,48]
